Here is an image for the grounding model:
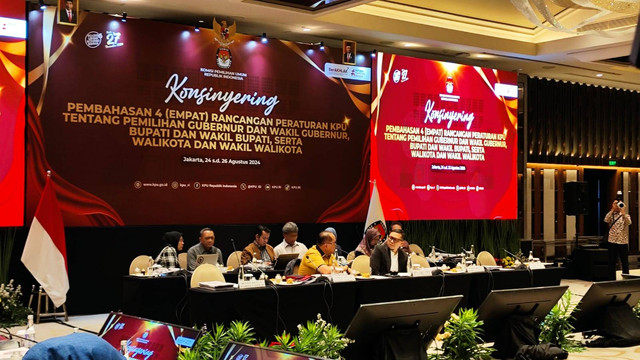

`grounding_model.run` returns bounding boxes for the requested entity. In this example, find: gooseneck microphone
[306,255,322,272]
[502,249,519,259]
[427,244,447,253]
[230,238,245,281]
